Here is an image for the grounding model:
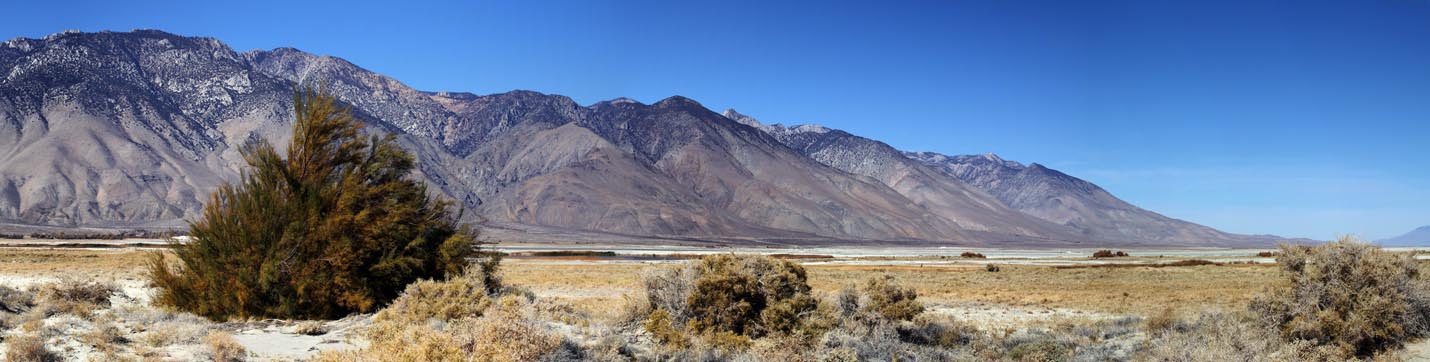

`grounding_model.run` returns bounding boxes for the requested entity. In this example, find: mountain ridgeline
[1378,226,1430,247]
[0,30,1281,246]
